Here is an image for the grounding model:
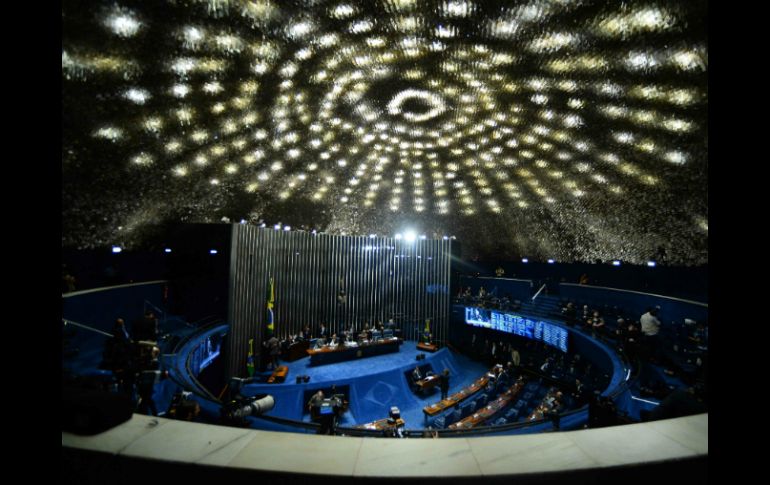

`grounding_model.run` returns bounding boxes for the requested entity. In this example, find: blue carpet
[241,343,489,429]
